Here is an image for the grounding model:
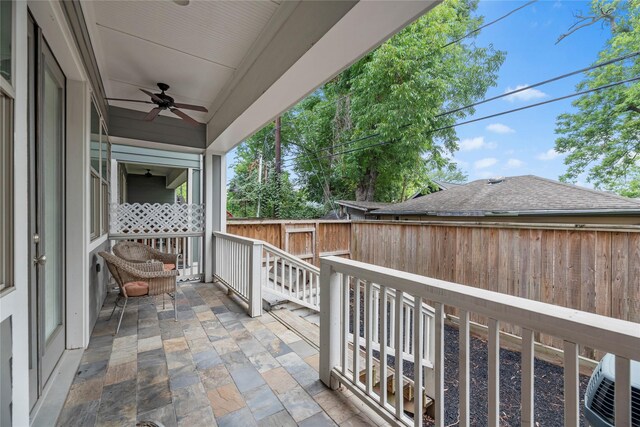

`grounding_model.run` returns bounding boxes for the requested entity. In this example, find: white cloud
[536,149,561,161]
[506,158,525,168]
[486,123,515,134]
[459,137,497,151]
[504,84,548,102]
[474,157,498,169]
